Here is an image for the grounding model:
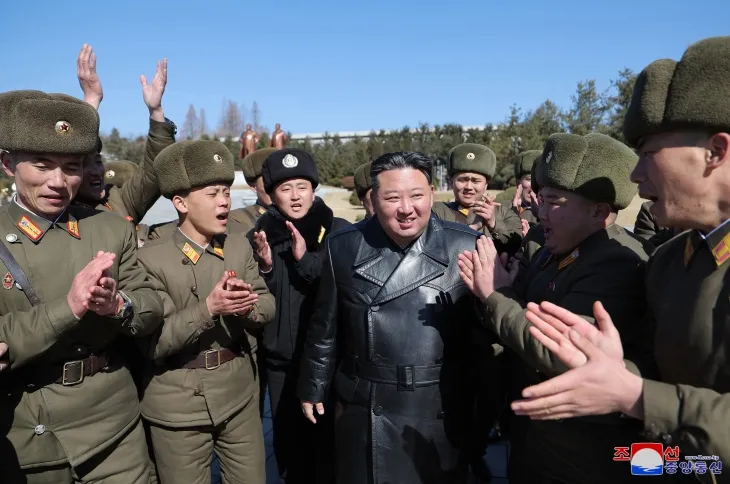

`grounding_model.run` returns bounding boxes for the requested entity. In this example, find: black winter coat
[298,215,492,484]
[247,197,349,366]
